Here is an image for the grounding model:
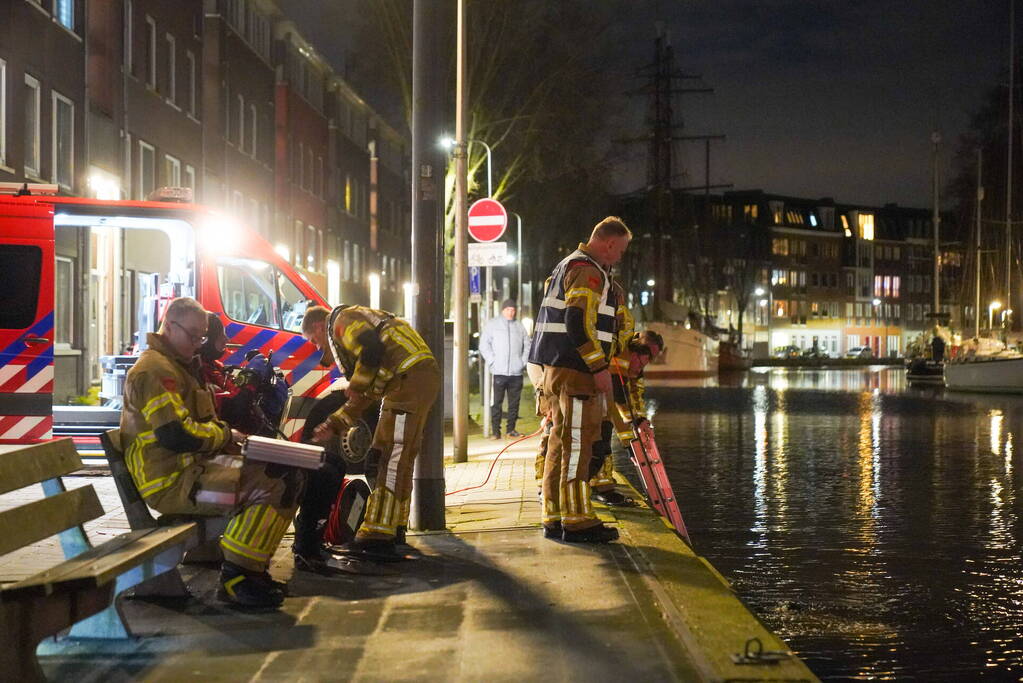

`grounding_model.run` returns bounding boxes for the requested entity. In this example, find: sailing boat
[907,132,948,386]
[945,0,1023,393]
